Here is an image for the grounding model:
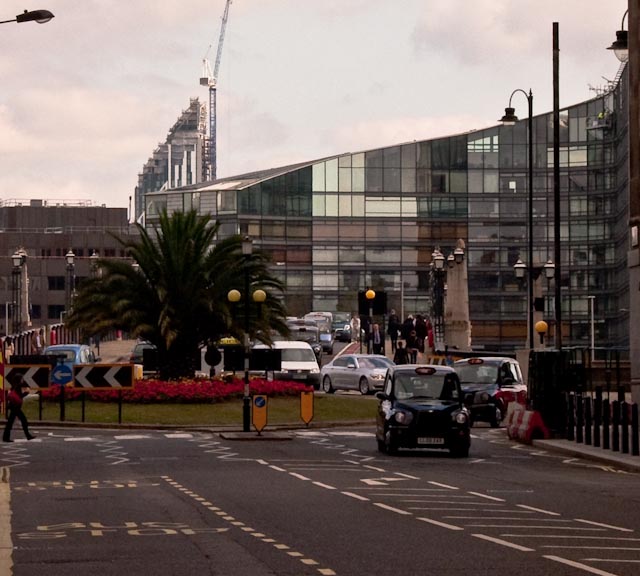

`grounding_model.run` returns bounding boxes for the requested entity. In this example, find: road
[2,425,638,576]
